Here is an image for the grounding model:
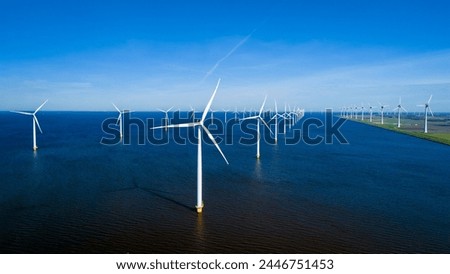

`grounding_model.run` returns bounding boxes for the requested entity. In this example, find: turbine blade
[258,95,267,116]
[112,103,120,113]
[157,108,165,113]
[34,99,48,114]
[202,125,229,165]
[428,107,434,117]
[260,117,274,135]
[417,104,425,107]
[167,106,174,112]
[151,122,198,130]
[11,111,33,116]
[274,99,278,113]
[201,78,221,123]
[241,115,259,121]
[34,116,43,134]
[401,106,408,112]
[428,95,433,104]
